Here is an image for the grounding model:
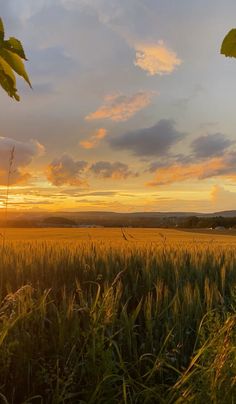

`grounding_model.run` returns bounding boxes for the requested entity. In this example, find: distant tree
[43,217,77,226]
[221,29,236,58]
[0,17,31,101]
[184,216,199,228]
